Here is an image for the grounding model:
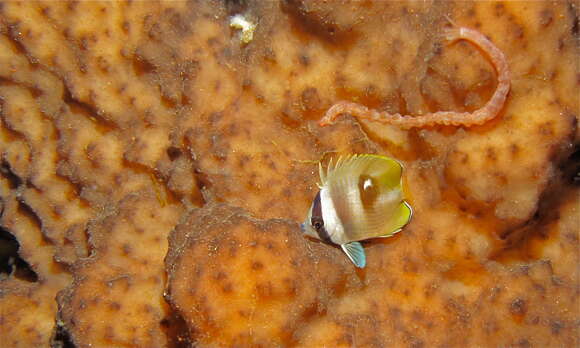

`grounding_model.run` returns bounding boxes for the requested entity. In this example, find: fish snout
[300,221,319,239]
